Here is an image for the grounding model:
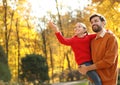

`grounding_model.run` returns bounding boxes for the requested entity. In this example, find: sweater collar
[95,29,106,39]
